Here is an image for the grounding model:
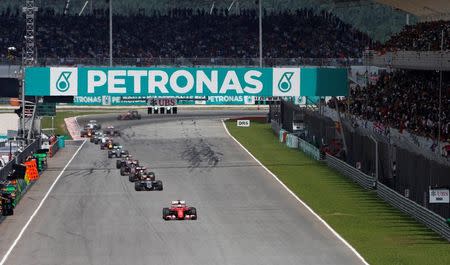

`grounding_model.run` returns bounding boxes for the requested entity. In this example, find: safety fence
[1,57,363,67]
[298,138,322,161]
[364,50,450,71]
[325,154,376,190]
[377,182,450,241]
[277,130,322,161]
[323,152,450,241]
